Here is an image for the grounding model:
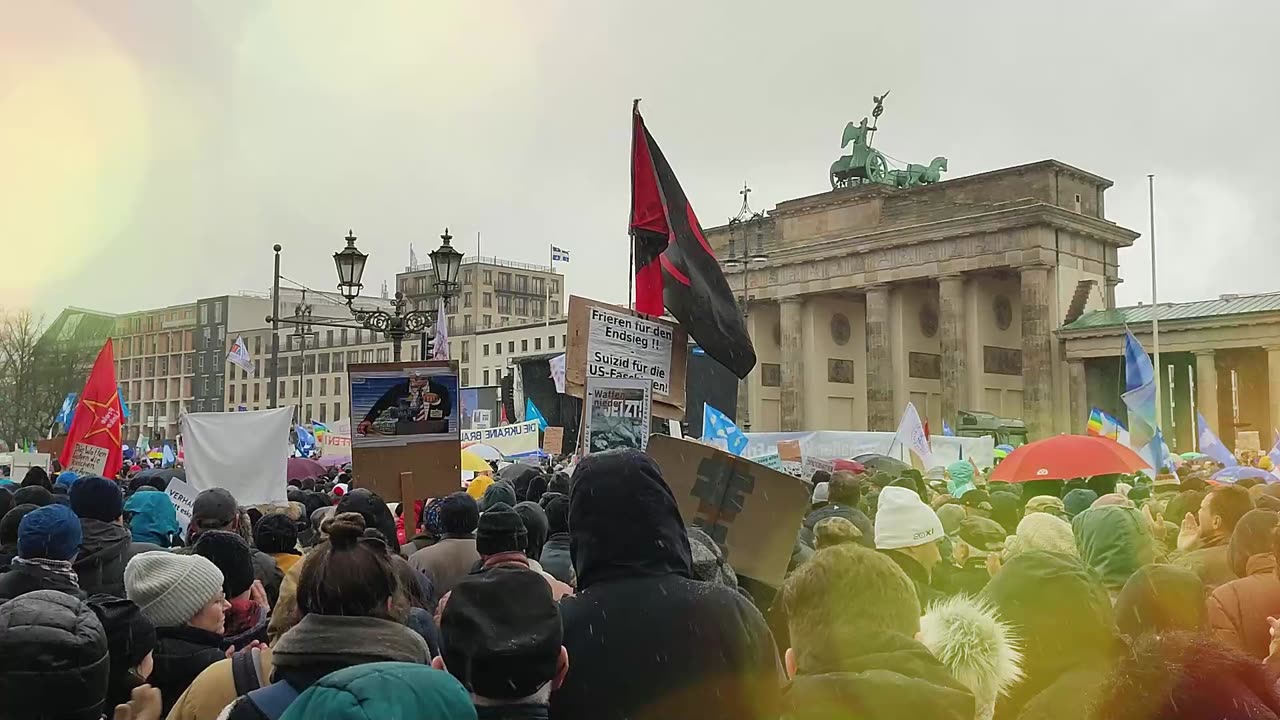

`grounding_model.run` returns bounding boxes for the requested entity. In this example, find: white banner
[585,305,674,395]
[462,420,541,458]
[742,431,995,472]
[181,407,291,506]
